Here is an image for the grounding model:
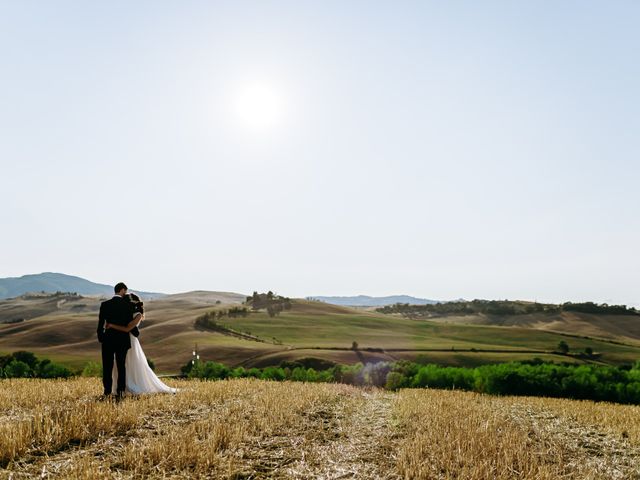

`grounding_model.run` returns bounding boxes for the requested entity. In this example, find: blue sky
[1,1,638,305]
